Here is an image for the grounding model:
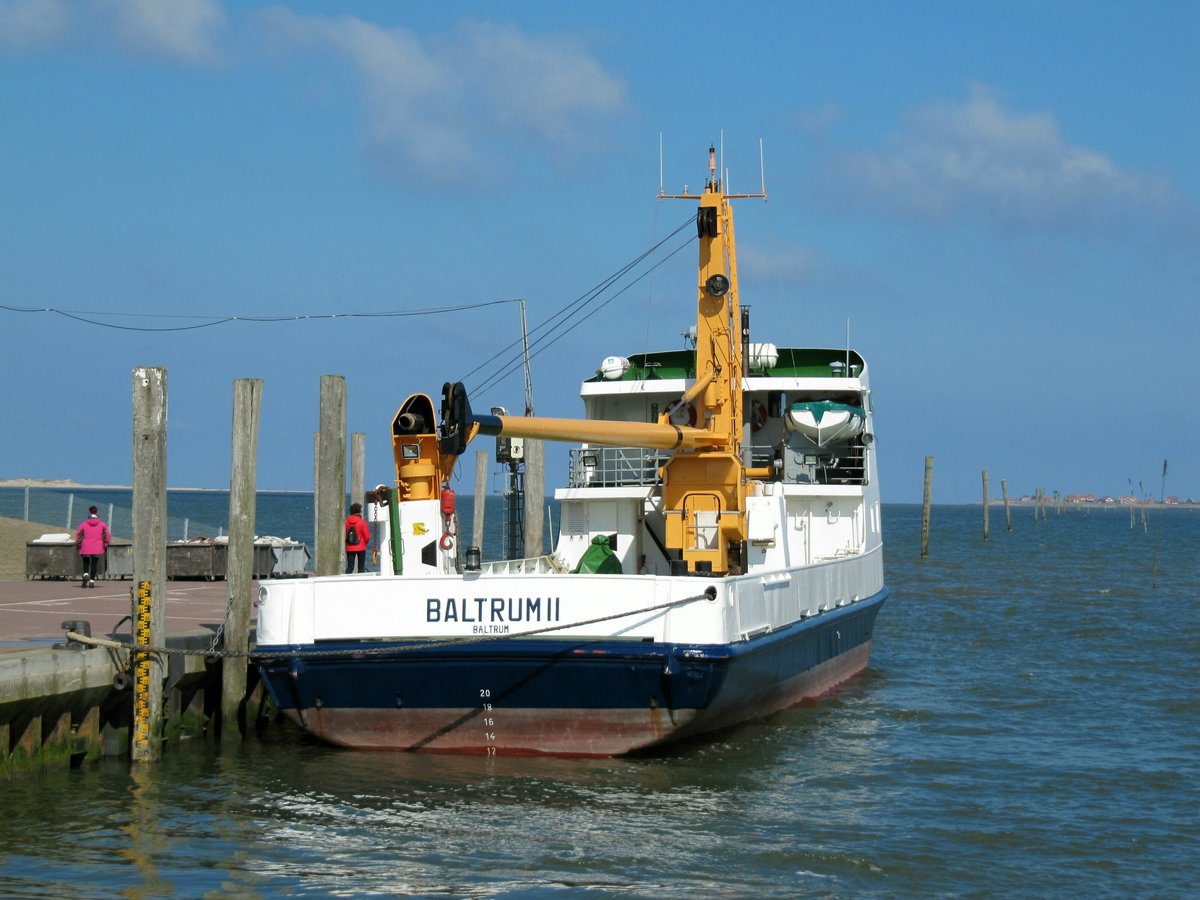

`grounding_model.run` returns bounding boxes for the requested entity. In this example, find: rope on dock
[61,586,718,662]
